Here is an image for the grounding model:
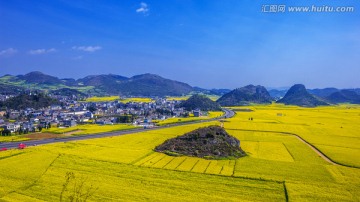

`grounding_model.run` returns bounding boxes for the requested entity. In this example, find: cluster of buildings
[0,95,191,135]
